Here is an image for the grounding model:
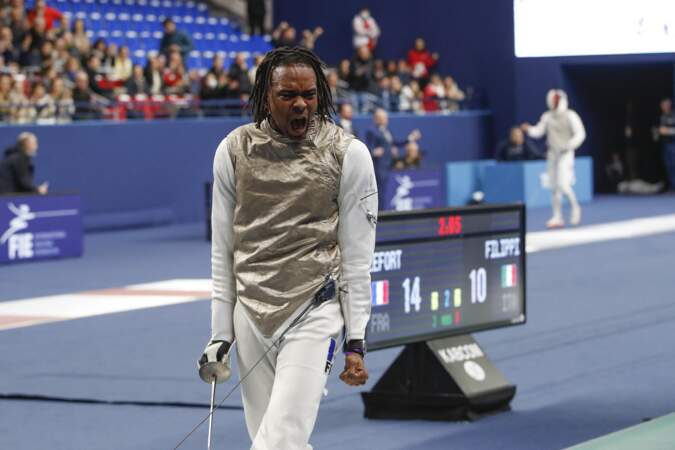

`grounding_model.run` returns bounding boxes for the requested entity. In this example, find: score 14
[402,276,421,313]
[438,215,462,236]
